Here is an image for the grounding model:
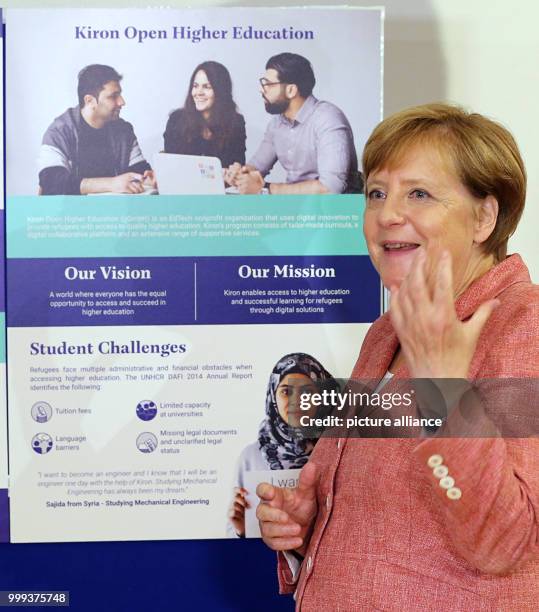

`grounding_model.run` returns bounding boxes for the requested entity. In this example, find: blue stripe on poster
[7,256,379,327]
[0,212,5,313]
[0,489,9,542]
